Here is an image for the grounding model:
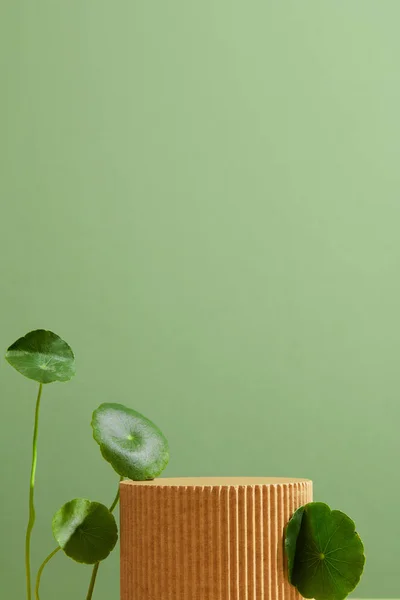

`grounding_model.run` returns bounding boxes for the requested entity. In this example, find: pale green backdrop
[1,1,399,598]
